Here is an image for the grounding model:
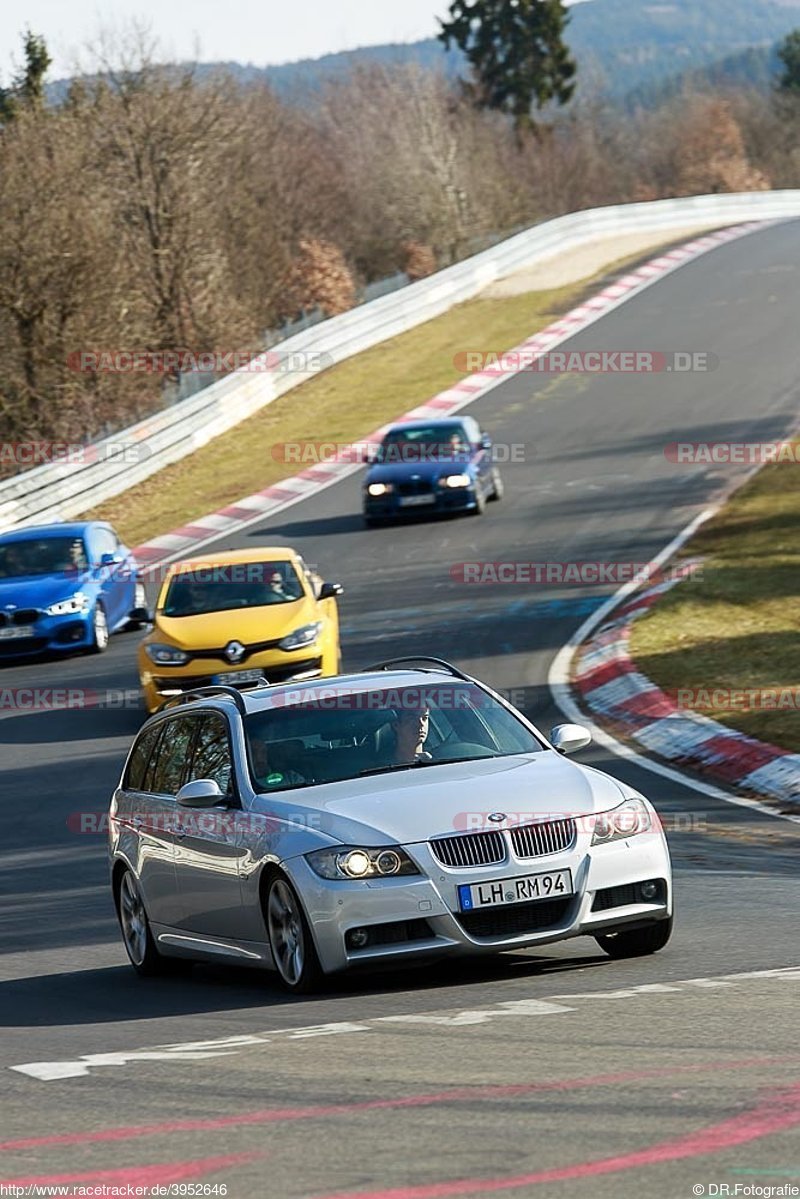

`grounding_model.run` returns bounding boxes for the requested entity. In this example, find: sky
[0,0,591,80]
